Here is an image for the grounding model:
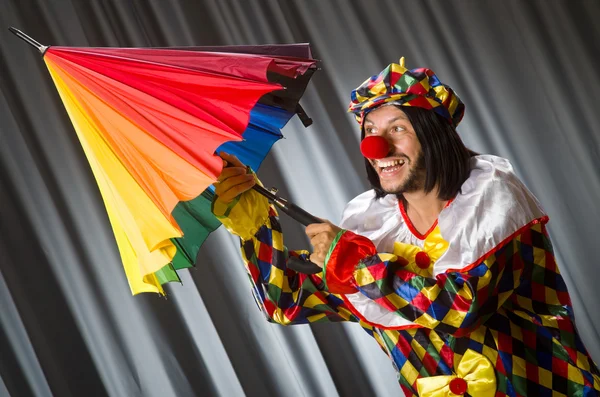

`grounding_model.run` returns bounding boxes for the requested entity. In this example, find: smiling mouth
[374,158,406,175]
